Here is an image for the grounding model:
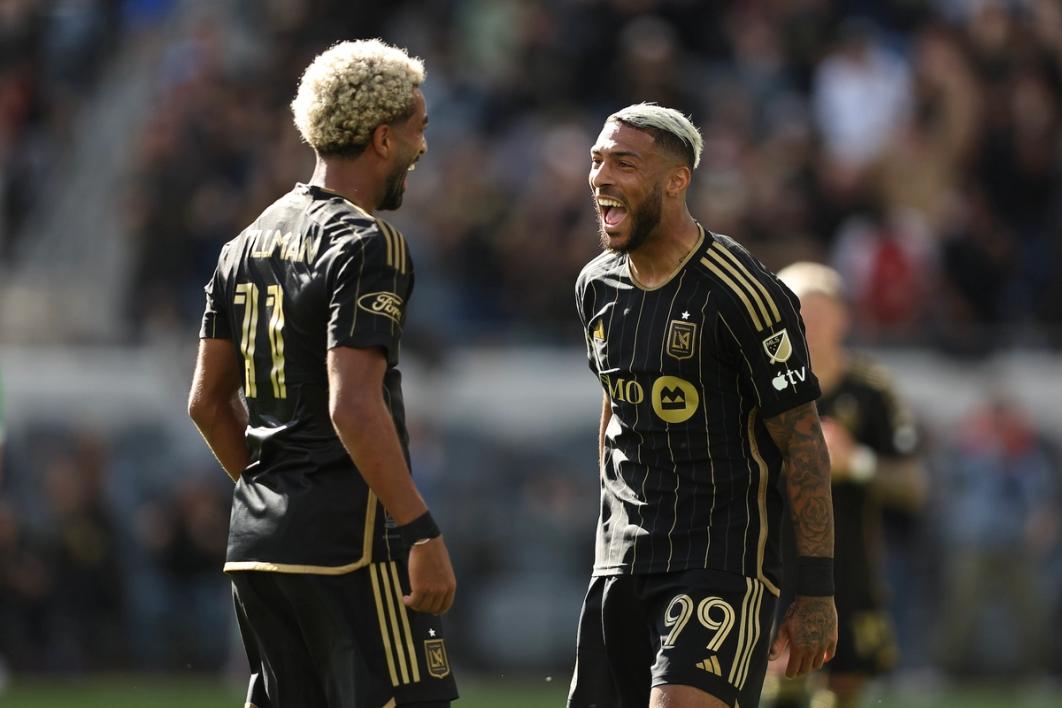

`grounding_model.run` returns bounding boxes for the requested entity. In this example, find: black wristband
[397,511,441,547]
[796,556,834,596]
